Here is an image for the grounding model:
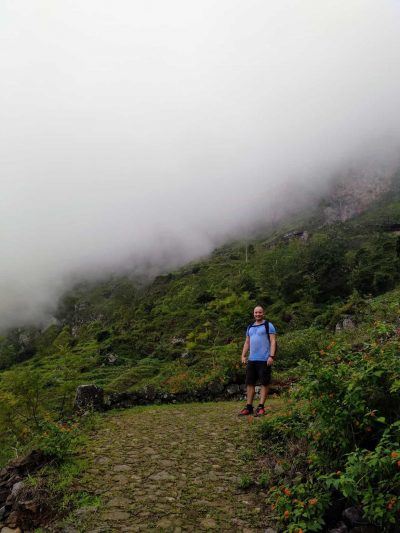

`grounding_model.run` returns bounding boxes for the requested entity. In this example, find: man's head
[253,305,264,322]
